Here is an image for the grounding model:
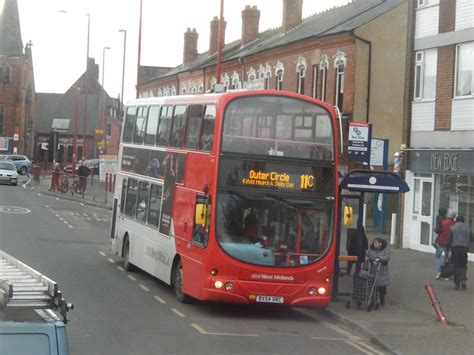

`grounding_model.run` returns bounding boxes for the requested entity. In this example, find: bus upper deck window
[199,105,215,152]
[133,106,148,144]
[156,106,173,146]
[123,107,137,143]
[145,105,160,145]
[185,105,203,150]
[170,105,188,148]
